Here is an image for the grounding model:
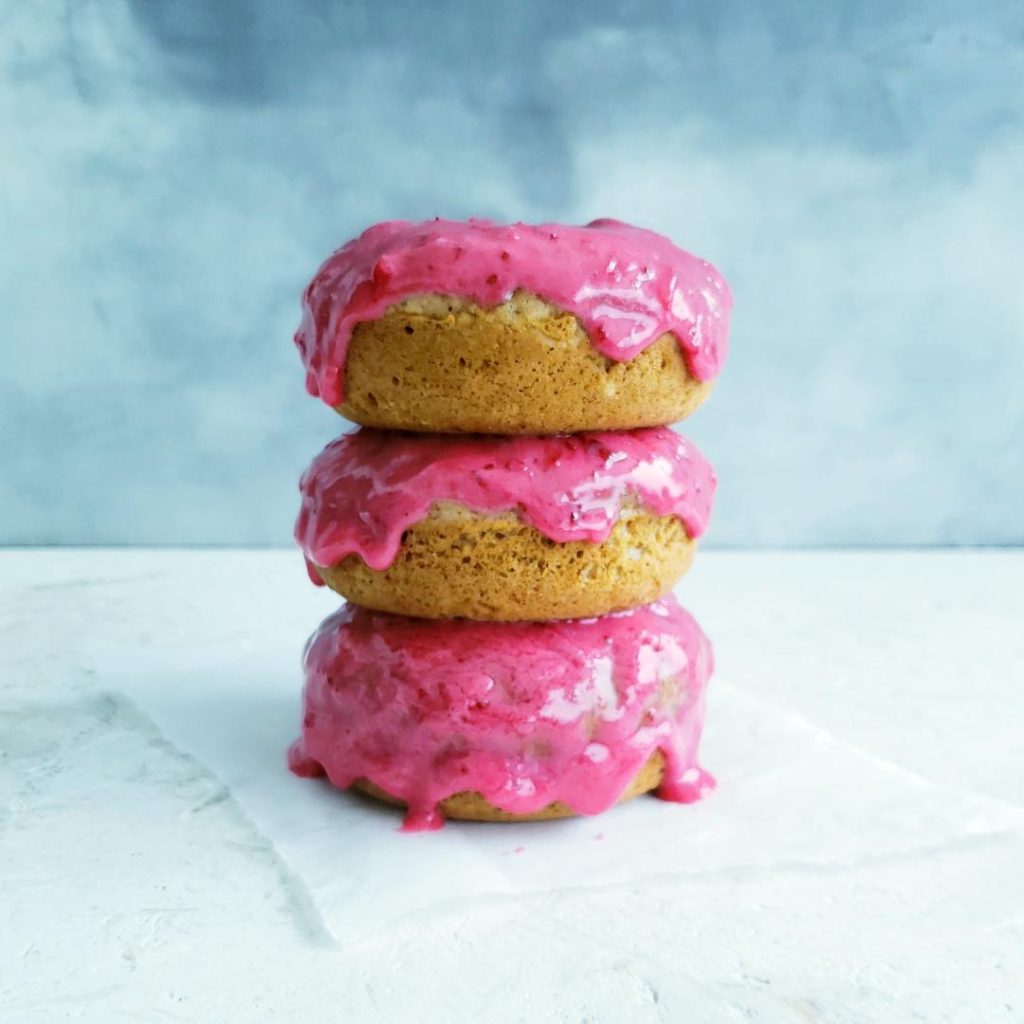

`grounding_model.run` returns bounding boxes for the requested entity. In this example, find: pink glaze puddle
[296,427,715,575]
[294,218,731,405]
[287,597,715,831]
